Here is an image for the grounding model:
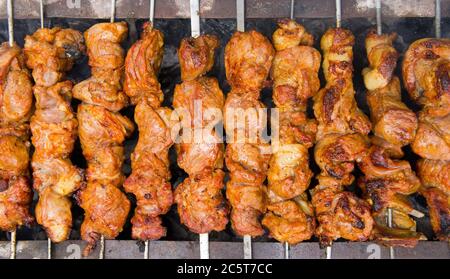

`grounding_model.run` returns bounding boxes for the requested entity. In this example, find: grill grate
[0,0,448,259]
